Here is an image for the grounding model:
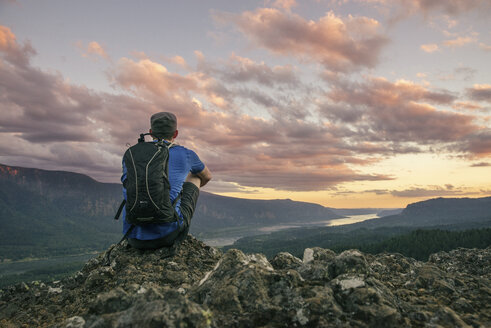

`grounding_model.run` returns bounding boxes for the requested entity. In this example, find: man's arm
[186,165,212,188]
[195,165,212,187]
